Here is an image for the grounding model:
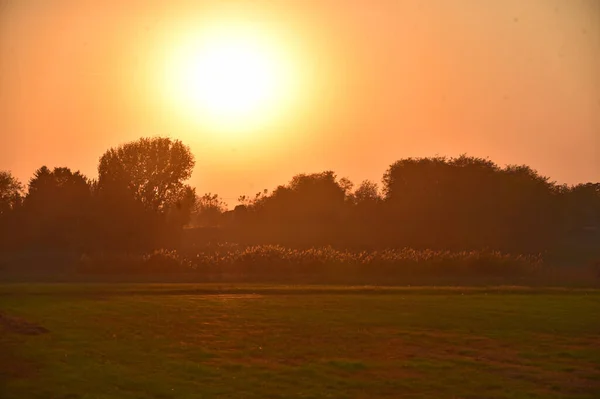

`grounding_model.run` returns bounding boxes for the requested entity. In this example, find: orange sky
[1,0,599,205]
